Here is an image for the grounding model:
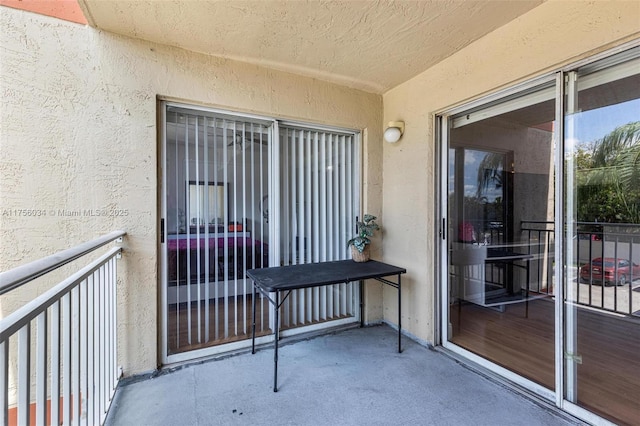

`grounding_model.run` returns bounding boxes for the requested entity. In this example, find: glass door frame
[159,101,364,365]
[436,40,640,425]
[159,101,278,364]
[558,51,640,425]
[436,72,558,403]
[276,121,363,338]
